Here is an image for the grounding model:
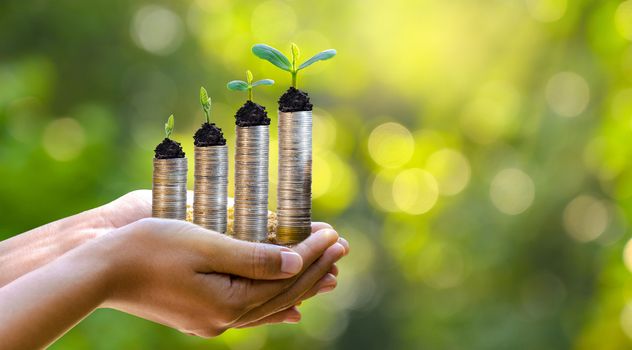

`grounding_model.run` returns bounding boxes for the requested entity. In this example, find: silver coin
[233,125,269,242]
[276,110,313,245]
[193,145,228,233]
[152,157,188,220]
